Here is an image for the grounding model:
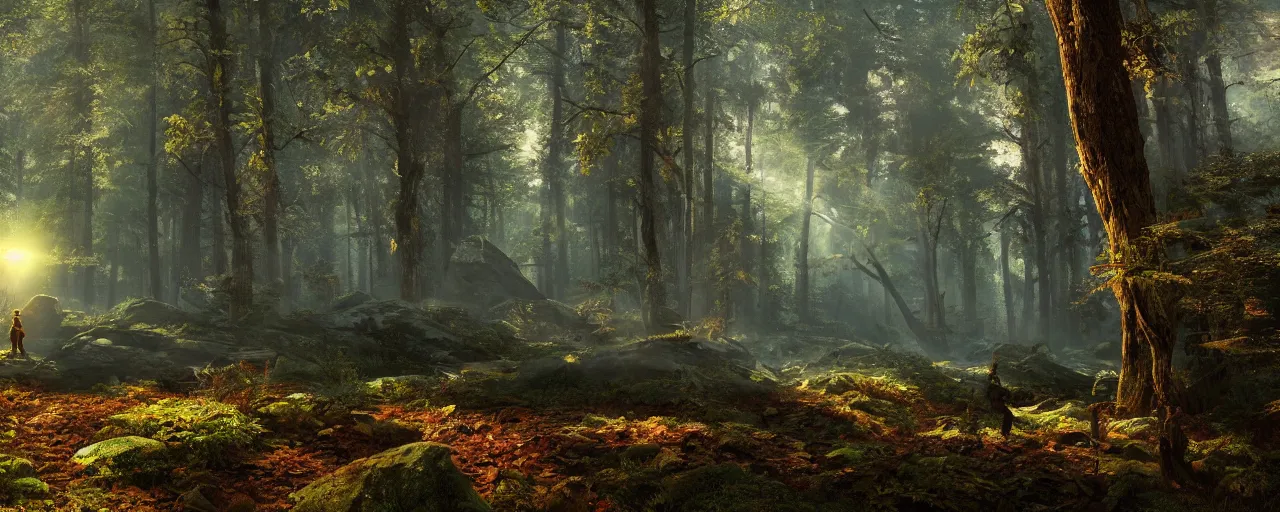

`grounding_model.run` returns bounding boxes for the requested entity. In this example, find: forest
[0,0,1279,510]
